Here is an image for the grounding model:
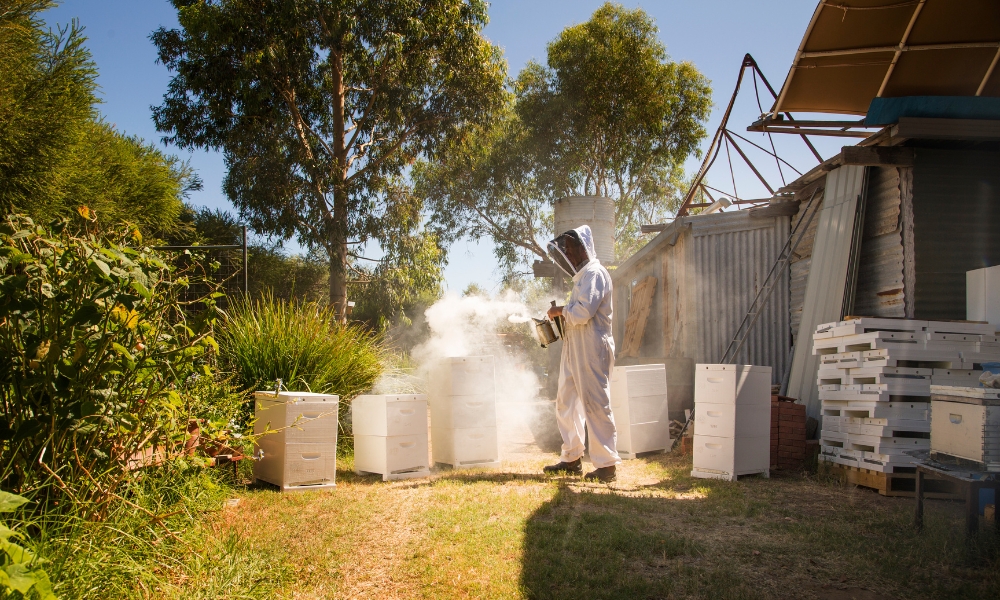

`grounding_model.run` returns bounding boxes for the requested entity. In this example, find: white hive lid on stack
[814,317,998,475]
[610,364,670,459]
[352,394,430,482]
[429,356,500,469]
[691,364,771,481]
[253,391,339,492]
